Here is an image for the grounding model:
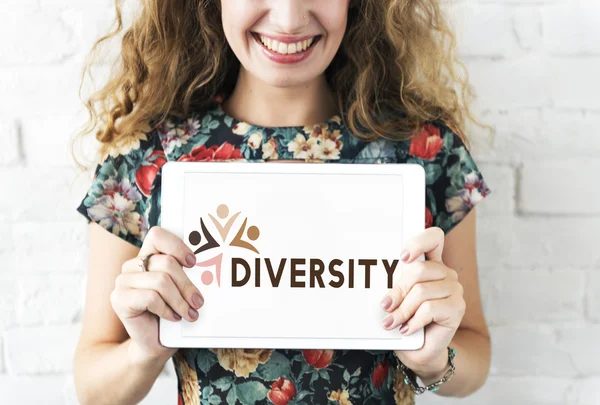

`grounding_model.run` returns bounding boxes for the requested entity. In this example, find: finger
[400,227,445,263]
[116,271,199,322]
[399,296,465,335]
[122,253,205,311]
[139,226,197,268]
[111,288,182,322]
[382,279,456,330]
[380,260,447,312]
